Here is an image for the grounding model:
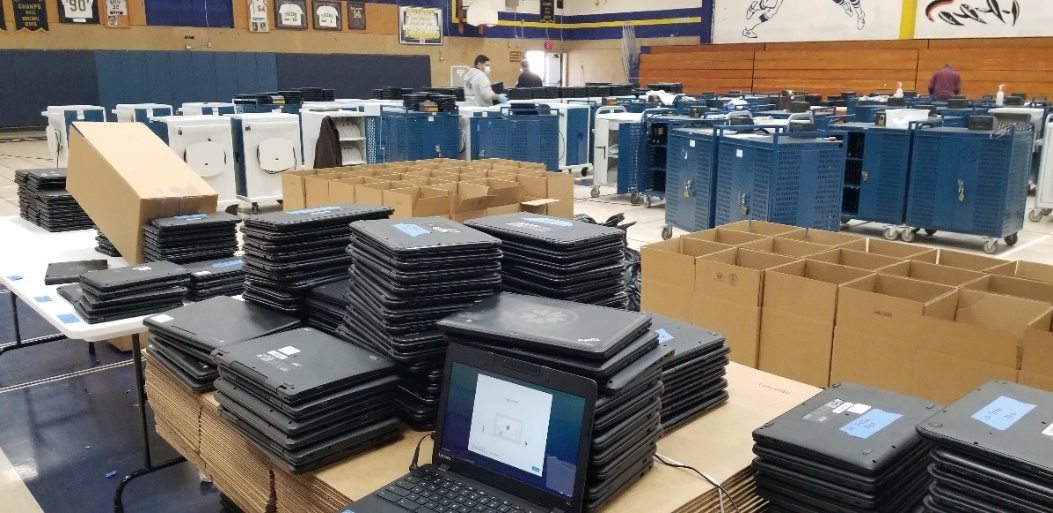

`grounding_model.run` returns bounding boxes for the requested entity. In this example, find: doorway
[525,50,563,87]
